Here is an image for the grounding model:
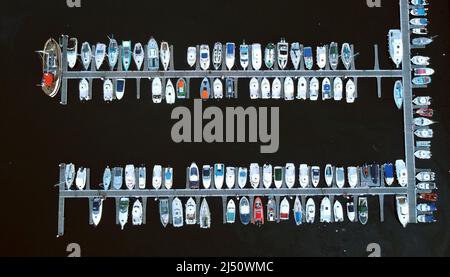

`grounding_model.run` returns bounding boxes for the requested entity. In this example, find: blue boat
[411,8,427,16]
[303,47,313,70]
[384,163,394,185]
[412,76,432,85]
[394,80,403,109]
[417,214,436,223]
[239,197,250,225]
[322,78,332,100]
[412,37,433,46]
[294,197,302,225]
